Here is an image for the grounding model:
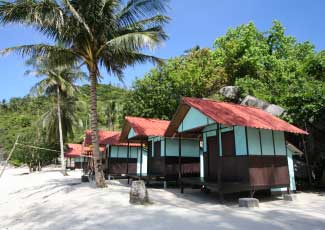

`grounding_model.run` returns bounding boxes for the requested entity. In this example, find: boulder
[241,95,270,110]
[264,104,285,116]
[129,180,150,205]
[238,198,259,208]
[219,86,240,100]
[240,95,285,116]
